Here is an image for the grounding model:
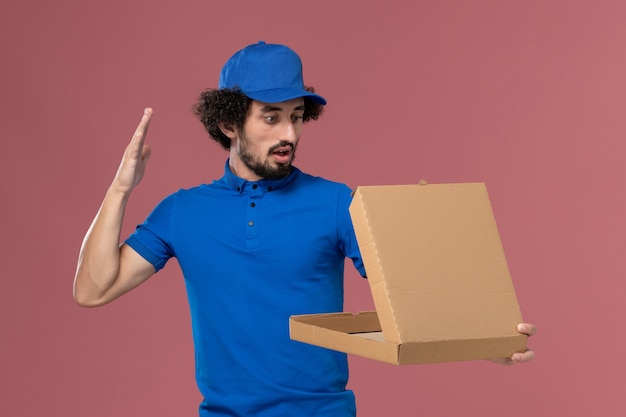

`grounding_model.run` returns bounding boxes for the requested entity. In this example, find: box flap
[349,183,523,345]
